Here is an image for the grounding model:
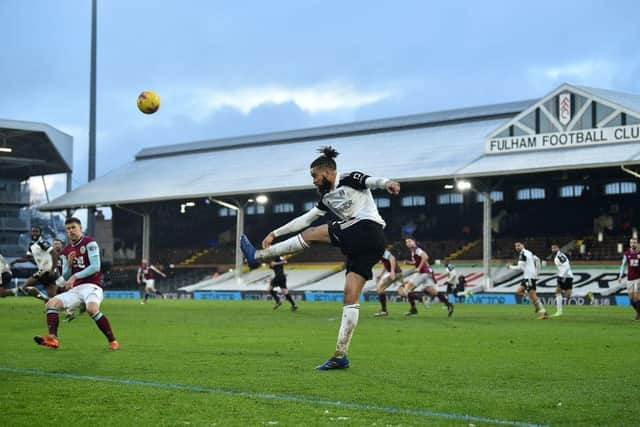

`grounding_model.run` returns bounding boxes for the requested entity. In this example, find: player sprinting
[373,248,402,317]
[618,237,640,320]
[137,258,167,304]
[508,242,548,319]
[240,146,400,370]
[33,217,119,350]
[550,244,573,317]
[398,238,453,317]
[10,226,59,302]
[268,256,298,311]
[443,261,463,302]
